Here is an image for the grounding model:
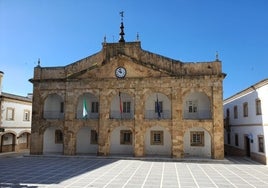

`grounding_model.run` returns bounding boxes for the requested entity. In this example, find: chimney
[0,71,4,95]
